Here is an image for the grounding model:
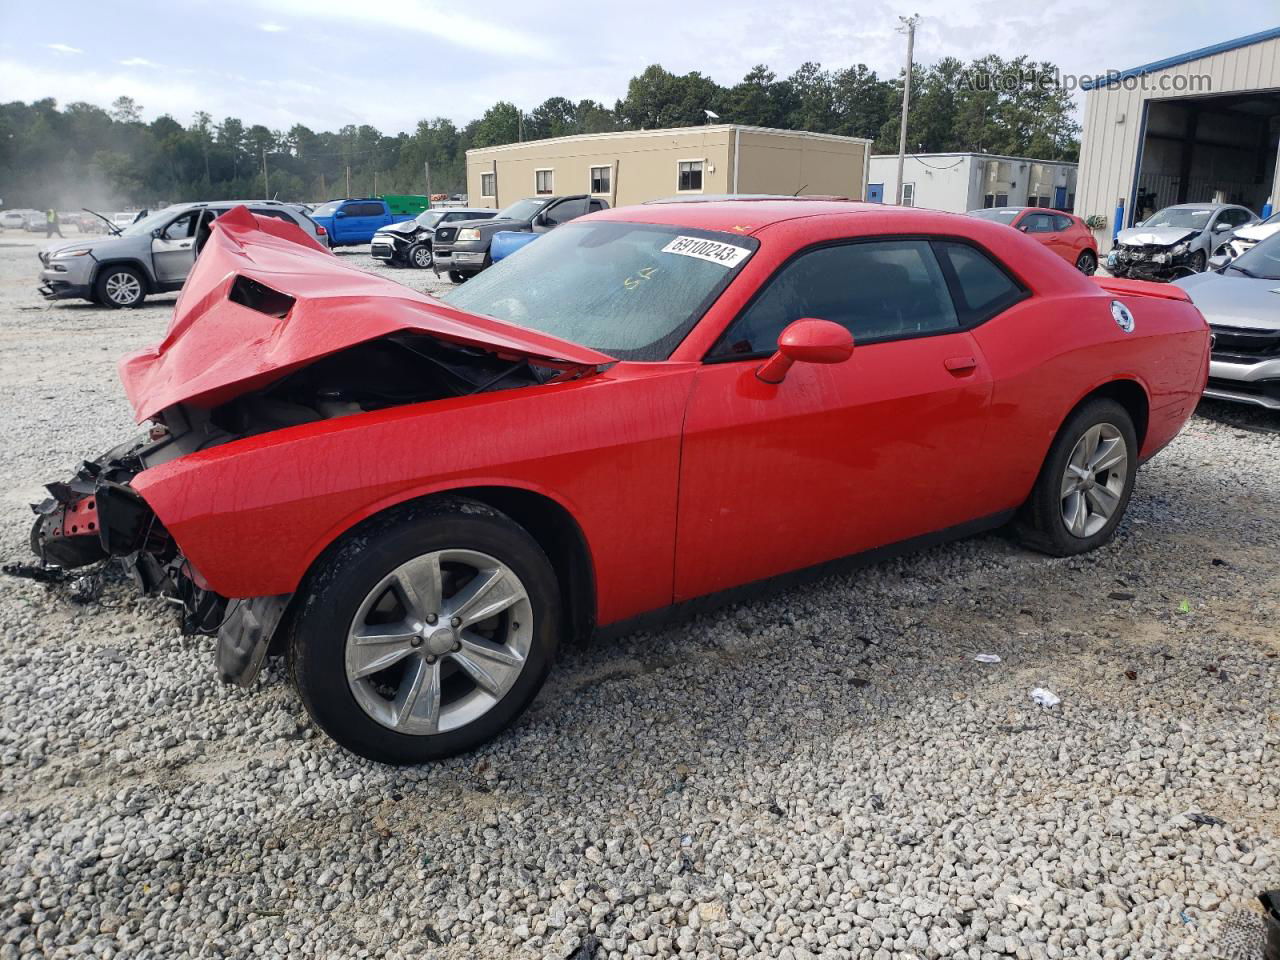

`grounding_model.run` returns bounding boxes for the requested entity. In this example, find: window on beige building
[677,160,703,192]
[590,165,611,195]
[480,172,495,197]
[535,169,554,195]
